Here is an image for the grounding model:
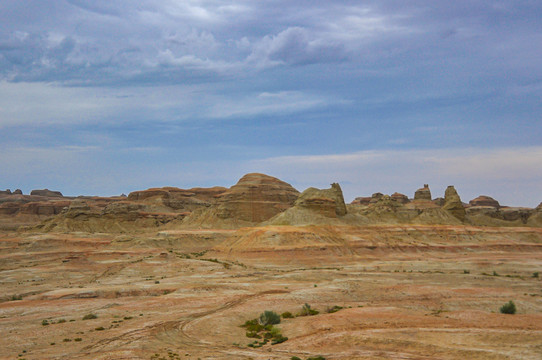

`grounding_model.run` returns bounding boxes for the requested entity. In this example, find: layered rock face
[414,184,432,201]
[215,173,300,222]
[442,186,466,221]
[294,183,347,218]
[128,186,227,211]
[30,189,63,197]
[391,192,409,204]
[469,195,500,208]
